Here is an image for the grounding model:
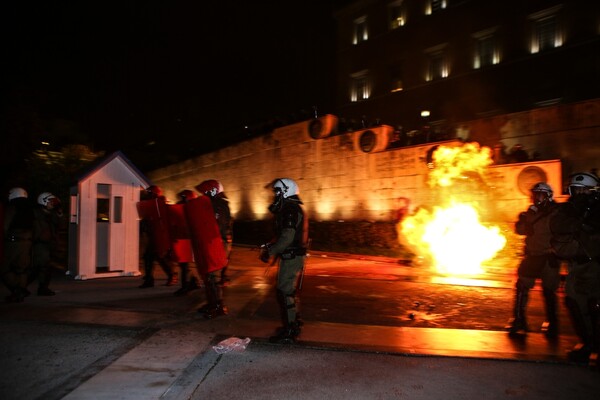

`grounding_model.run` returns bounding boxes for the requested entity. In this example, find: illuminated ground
[0,246,586,399]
